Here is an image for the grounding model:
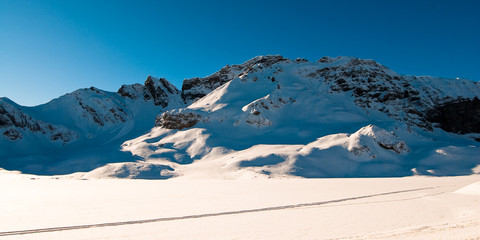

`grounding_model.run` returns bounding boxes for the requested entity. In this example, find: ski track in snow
[0,186,445,237]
